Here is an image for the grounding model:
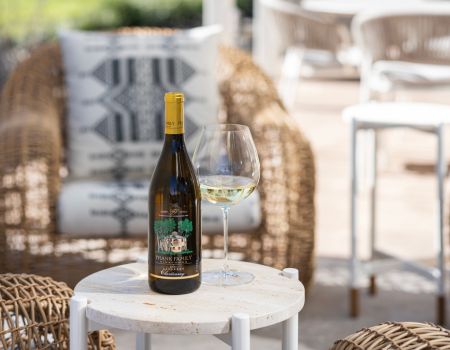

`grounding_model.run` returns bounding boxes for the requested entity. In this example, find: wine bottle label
[150,206,199,279]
